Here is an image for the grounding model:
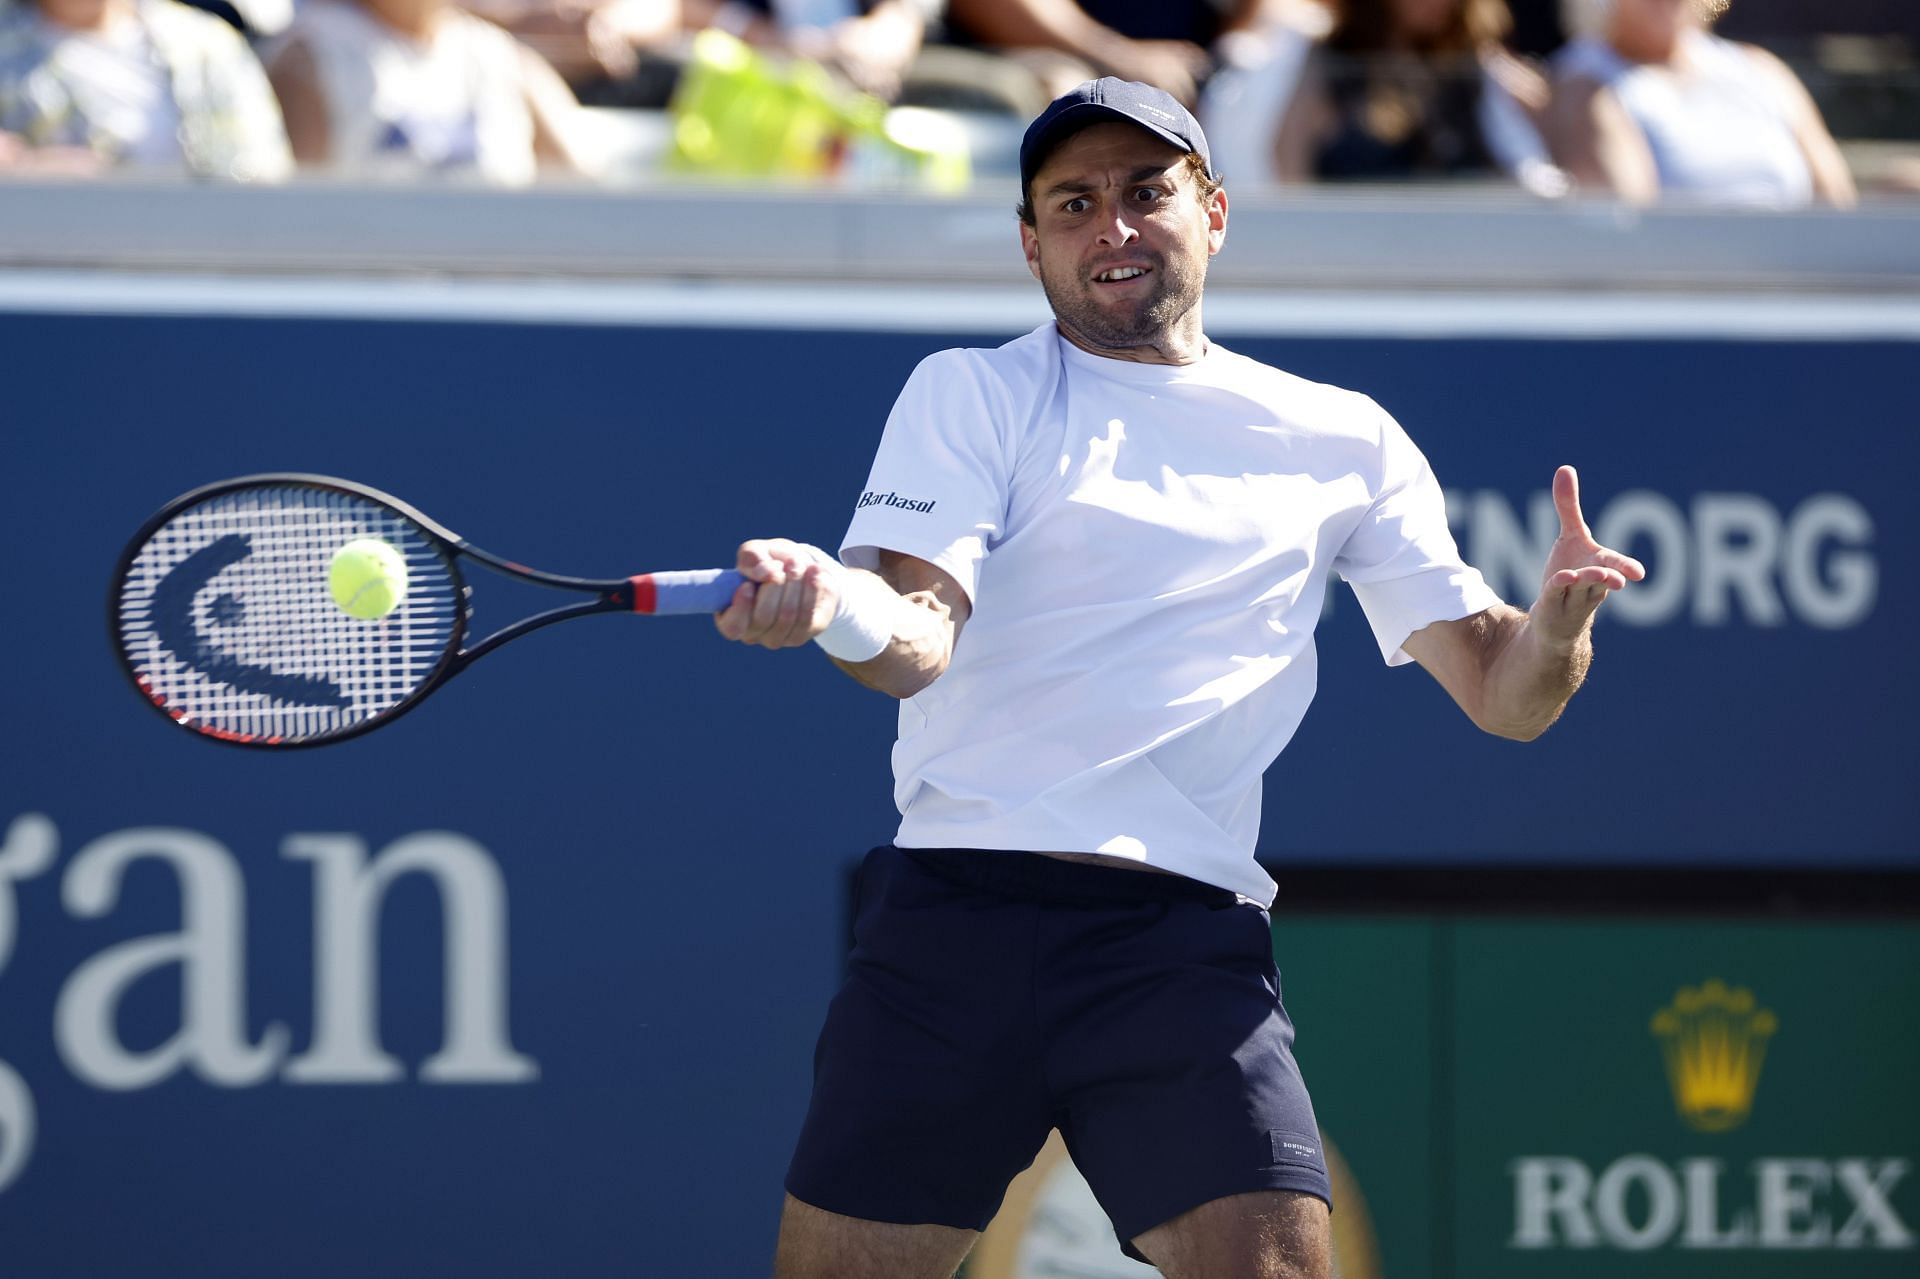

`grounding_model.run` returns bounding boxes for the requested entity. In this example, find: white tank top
[1555,30,1811,207]
[281,0,536,184]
